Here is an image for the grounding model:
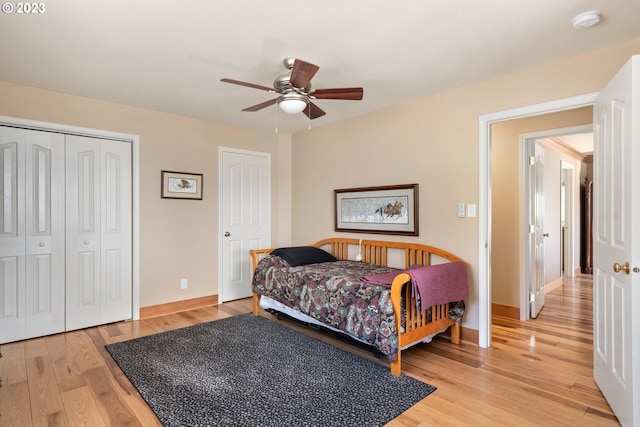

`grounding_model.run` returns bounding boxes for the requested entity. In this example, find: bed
[250,238,468,376]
